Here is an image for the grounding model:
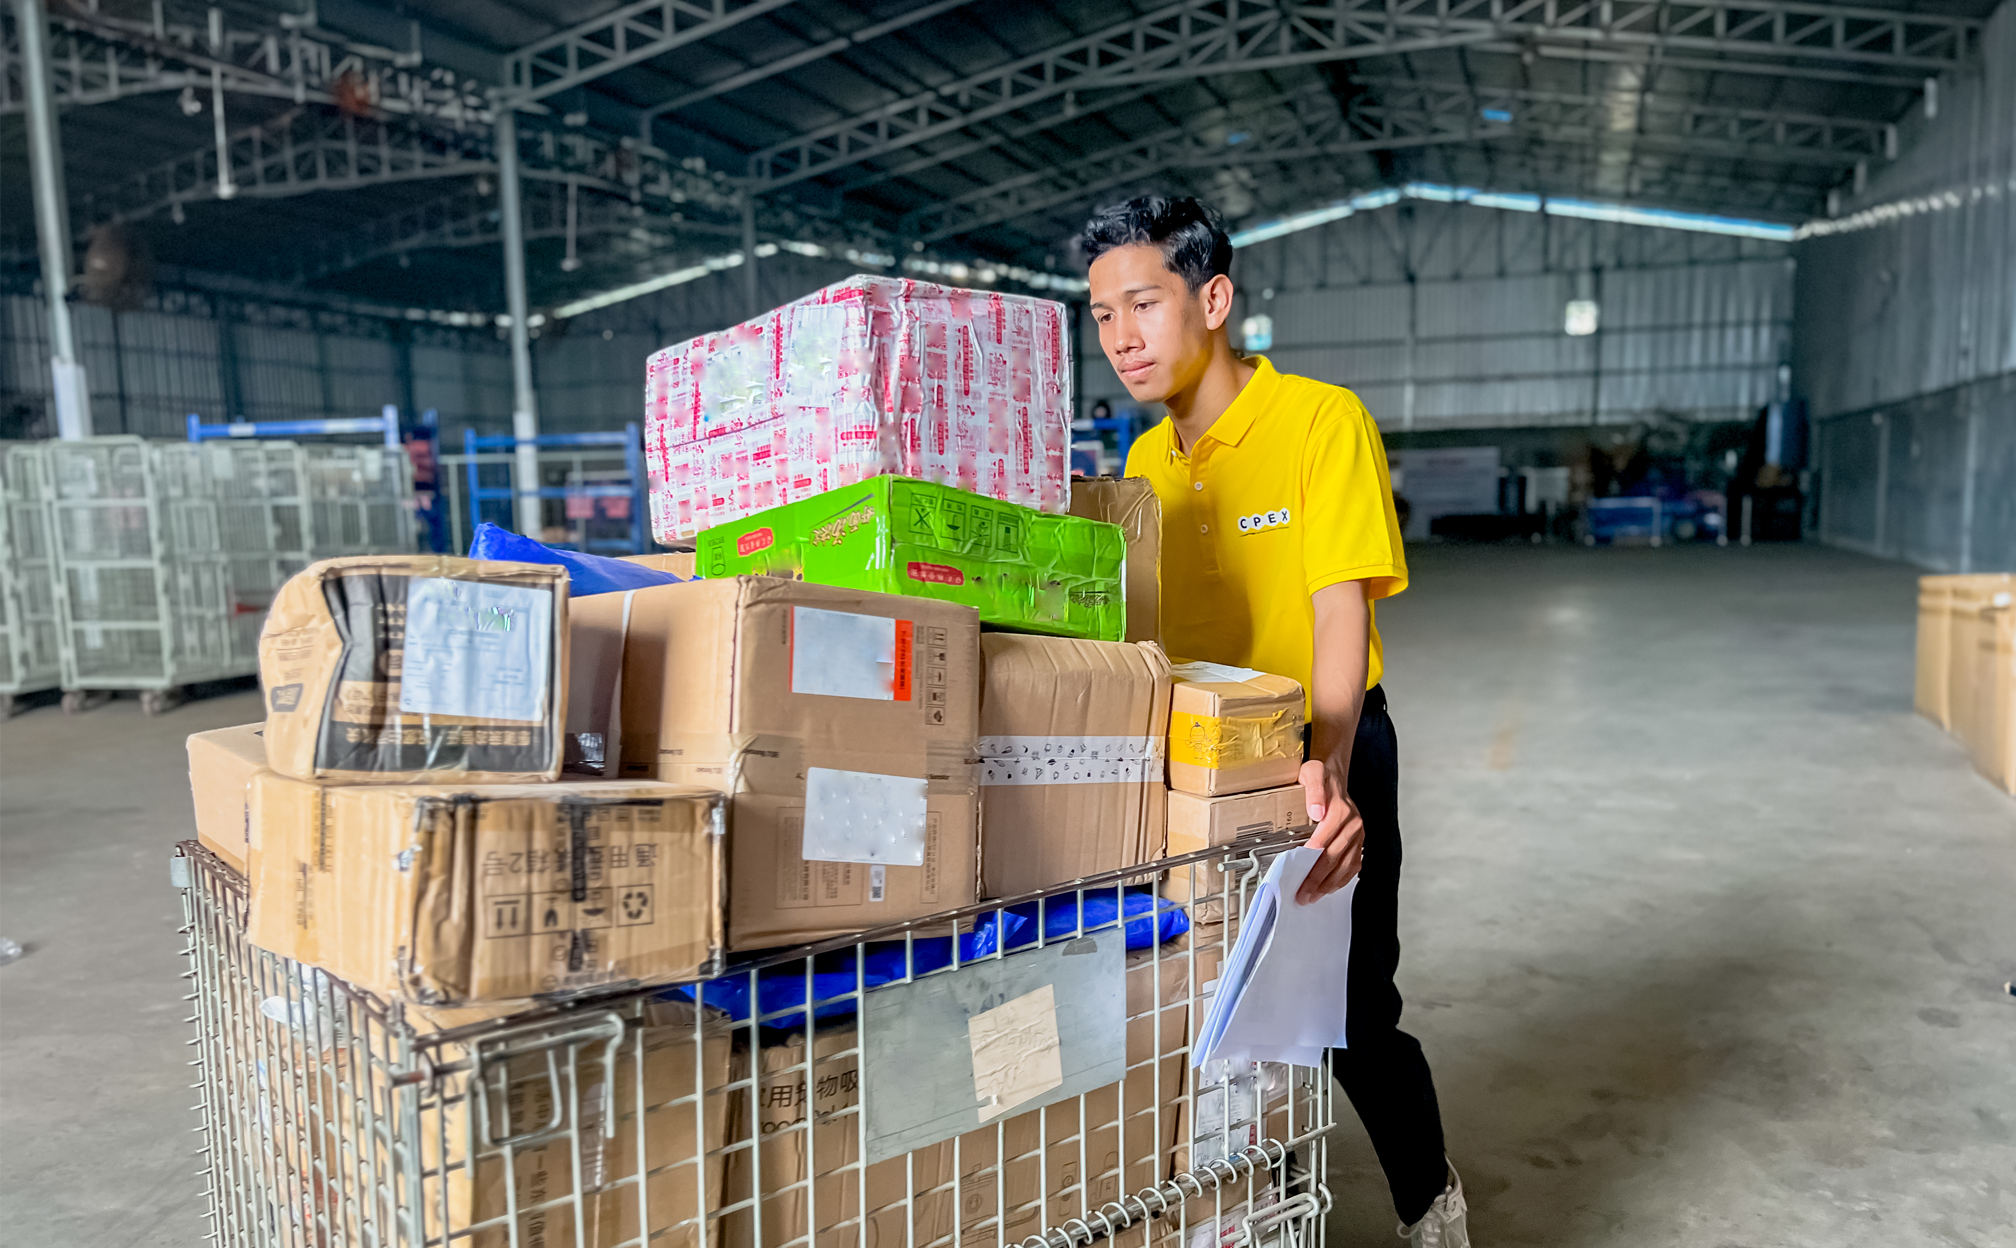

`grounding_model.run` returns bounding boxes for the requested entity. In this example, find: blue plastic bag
[667,889,1189,1029]
[467,522,684,597]
[980,887,1190,954]
[665,922,1026,1030]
